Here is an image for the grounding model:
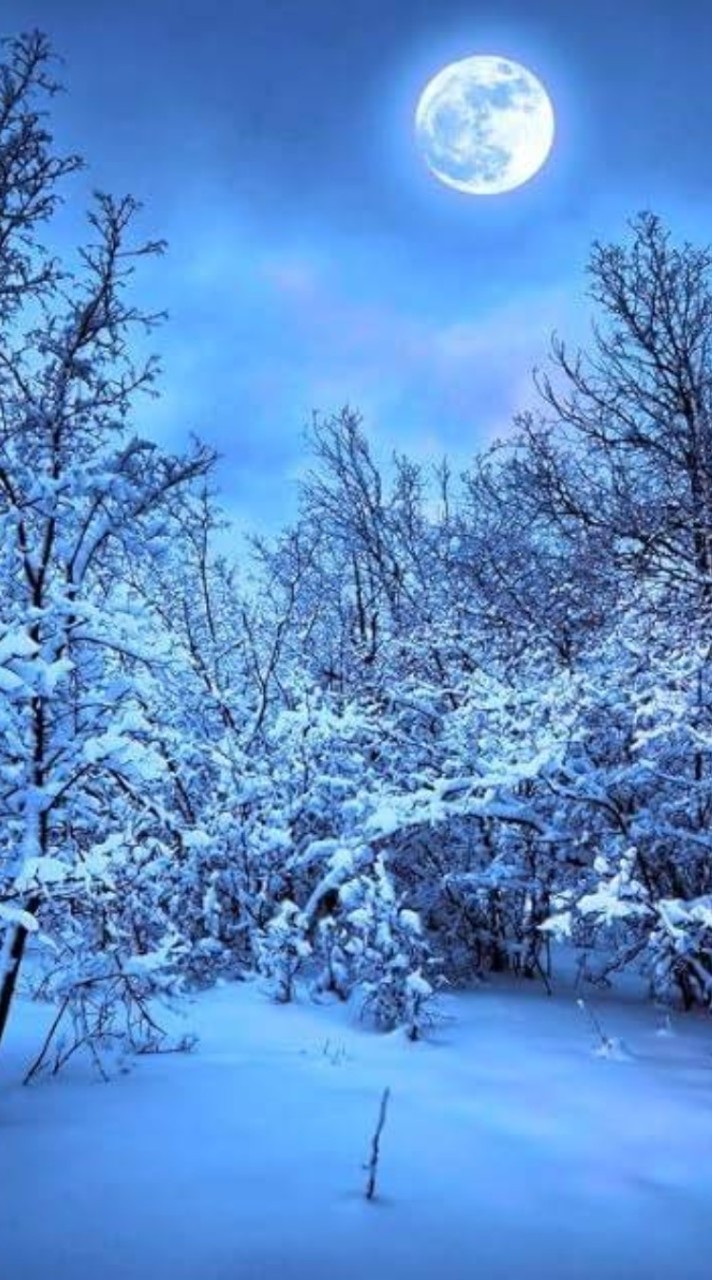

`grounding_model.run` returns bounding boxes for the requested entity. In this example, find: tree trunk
[0,895,41,1052]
